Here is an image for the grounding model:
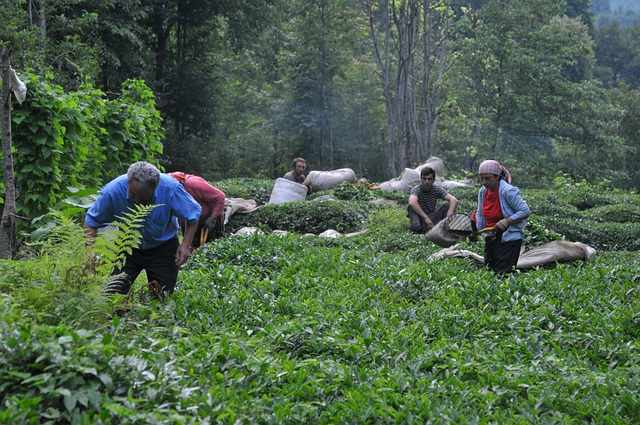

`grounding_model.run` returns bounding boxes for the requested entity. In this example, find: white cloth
[9,68,27,104]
